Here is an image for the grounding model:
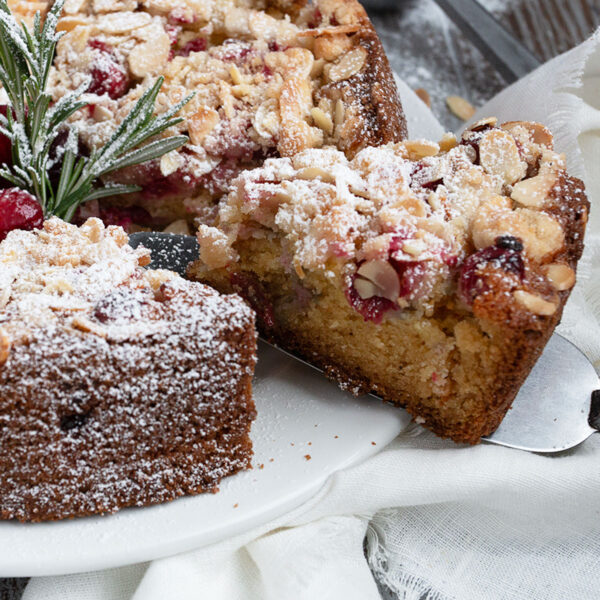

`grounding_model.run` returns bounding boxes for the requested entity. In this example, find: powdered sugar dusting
[0,217,257,522]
